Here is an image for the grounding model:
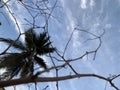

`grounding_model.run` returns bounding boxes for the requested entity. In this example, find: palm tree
[0,28,55,80]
